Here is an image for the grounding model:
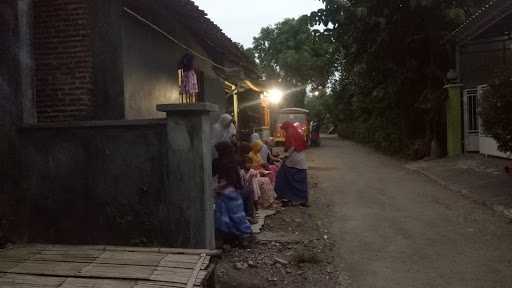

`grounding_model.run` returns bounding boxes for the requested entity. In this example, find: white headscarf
[212,114,236,145]
[250,132,261,143]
